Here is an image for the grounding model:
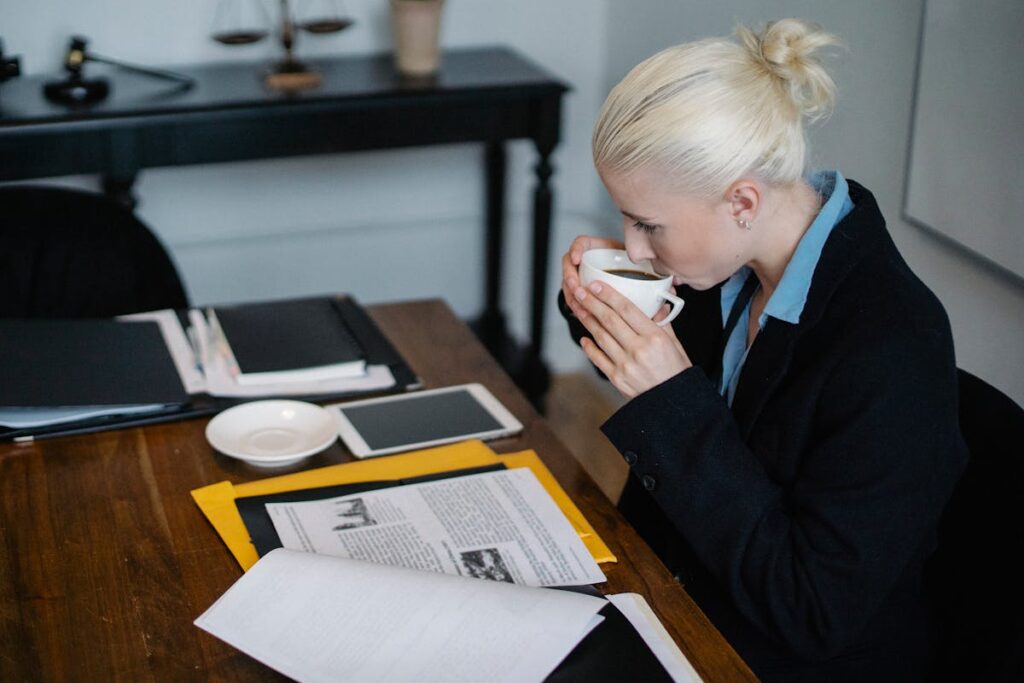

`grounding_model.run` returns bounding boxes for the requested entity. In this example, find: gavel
[44,36,194,106]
